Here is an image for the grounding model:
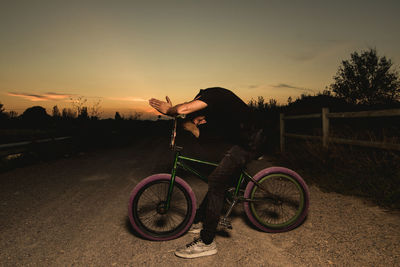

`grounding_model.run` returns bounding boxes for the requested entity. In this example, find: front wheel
[128,174,197,241]
[244,167,309,232]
